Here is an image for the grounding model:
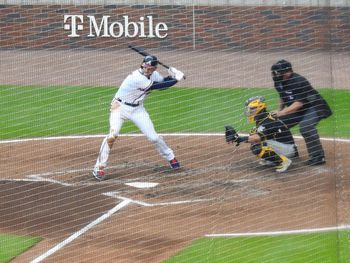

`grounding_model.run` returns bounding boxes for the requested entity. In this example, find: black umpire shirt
[274,73,332,119]
[255,113,295,145]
